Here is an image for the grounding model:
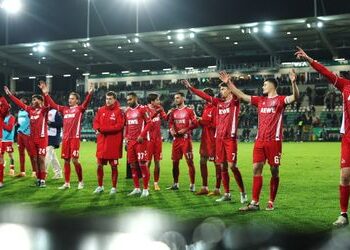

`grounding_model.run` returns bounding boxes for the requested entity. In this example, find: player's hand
[219,71,231,83]
[289,69,297,83]
[88,83,94,94]
[177,128,188,135]
[295,46,312,62]
[38,81,49,94]
[181,80,192,88]
[137,136,144,143]
[95,130,100,135]
[3,86,12,96]
[170,129,176,137]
